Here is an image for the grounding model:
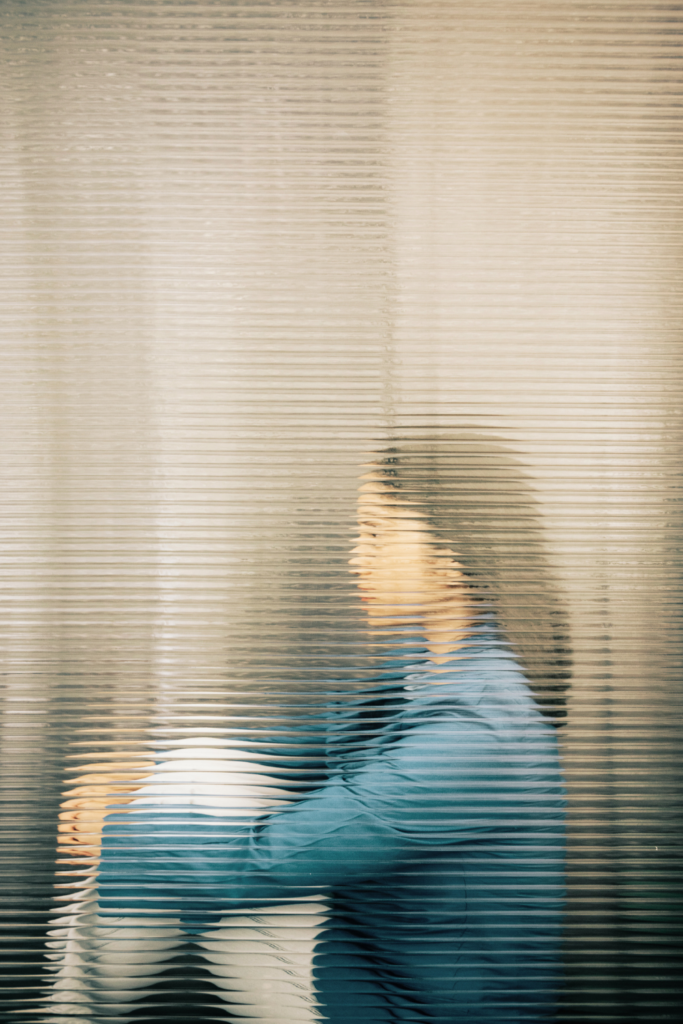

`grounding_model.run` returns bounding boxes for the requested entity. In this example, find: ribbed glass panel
[1,2,681,1021]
